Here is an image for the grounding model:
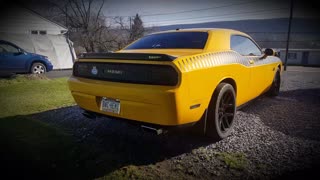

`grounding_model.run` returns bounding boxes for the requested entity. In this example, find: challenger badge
[91,66,98,75]
[106,69,123,75]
